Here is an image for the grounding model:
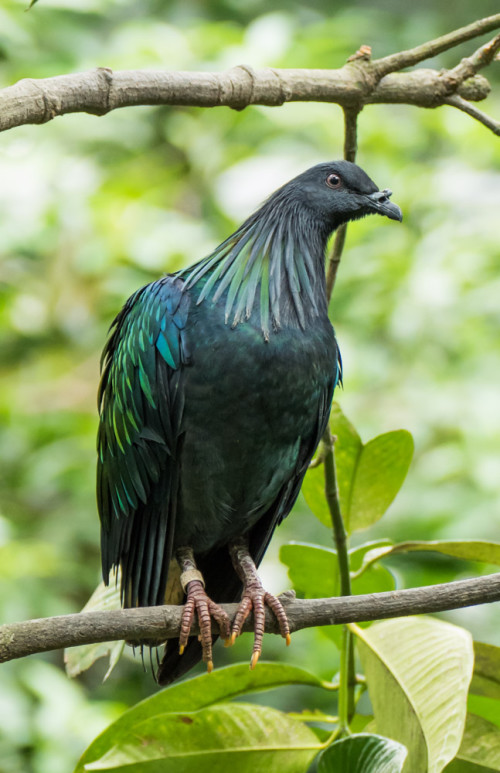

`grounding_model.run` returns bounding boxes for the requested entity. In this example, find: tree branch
[445,94,500,135]
[373,13,500,75]
[1,573,500,665]
[0,14,499,136]
[446,32,500,81]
